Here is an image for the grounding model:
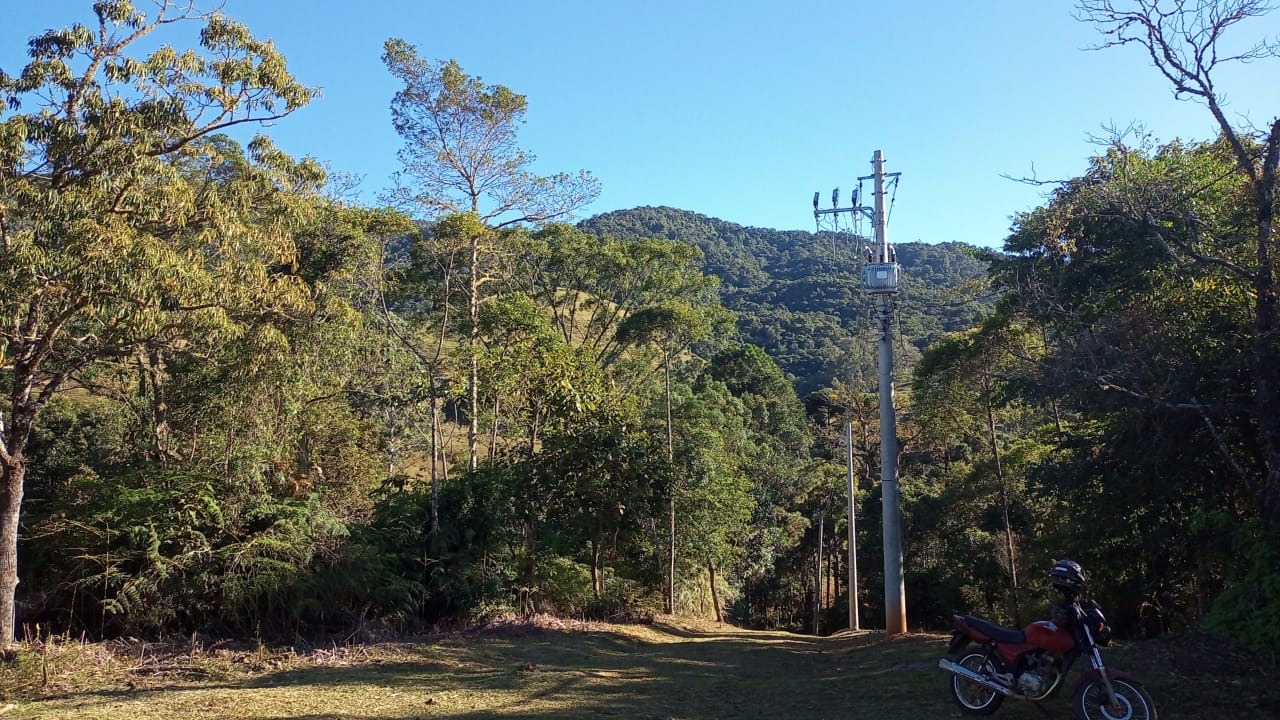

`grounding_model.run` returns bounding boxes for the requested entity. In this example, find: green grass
[3,618,1276,719]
